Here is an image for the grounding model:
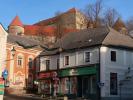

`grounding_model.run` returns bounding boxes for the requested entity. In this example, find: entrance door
[82,77,89,98]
